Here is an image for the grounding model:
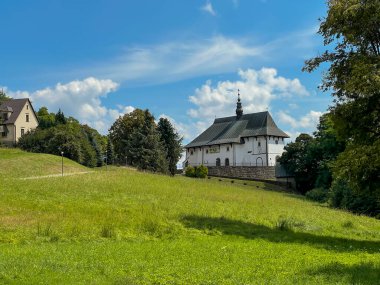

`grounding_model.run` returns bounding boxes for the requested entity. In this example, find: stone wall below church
[207,166,276,180]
